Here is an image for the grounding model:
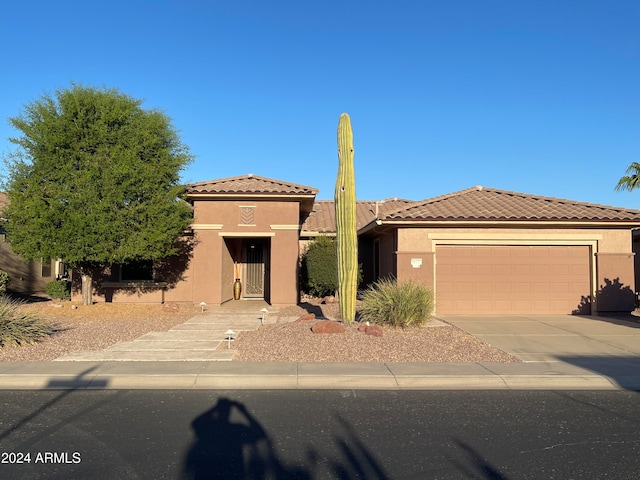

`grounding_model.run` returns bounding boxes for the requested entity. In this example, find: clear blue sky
[1,1,638,207]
